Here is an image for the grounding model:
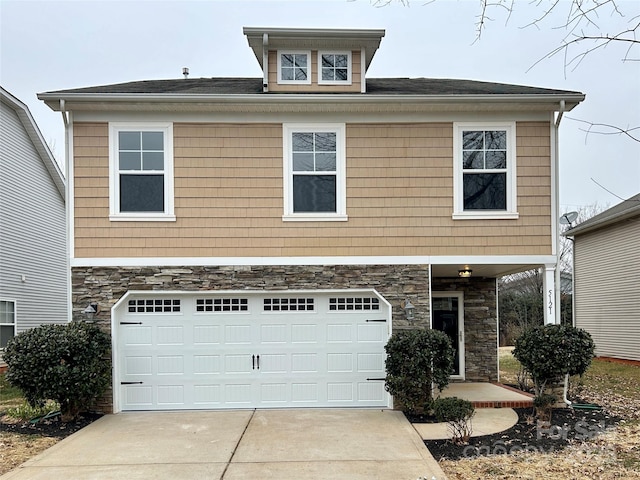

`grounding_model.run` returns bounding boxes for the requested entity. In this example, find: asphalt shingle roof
[43,77,581,97]
[566,193,640,236]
